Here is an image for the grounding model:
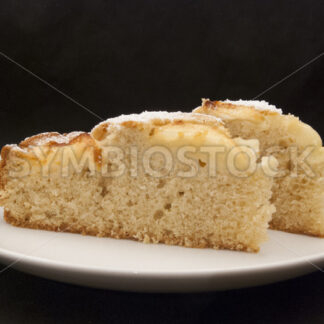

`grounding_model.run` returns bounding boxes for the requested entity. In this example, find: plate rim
[0,241,323,278]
